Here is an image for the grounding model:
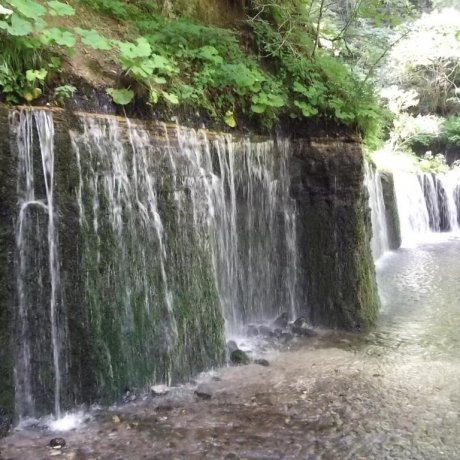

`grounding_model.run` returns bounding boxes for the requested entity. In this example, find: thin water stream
[2,235,460,459]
